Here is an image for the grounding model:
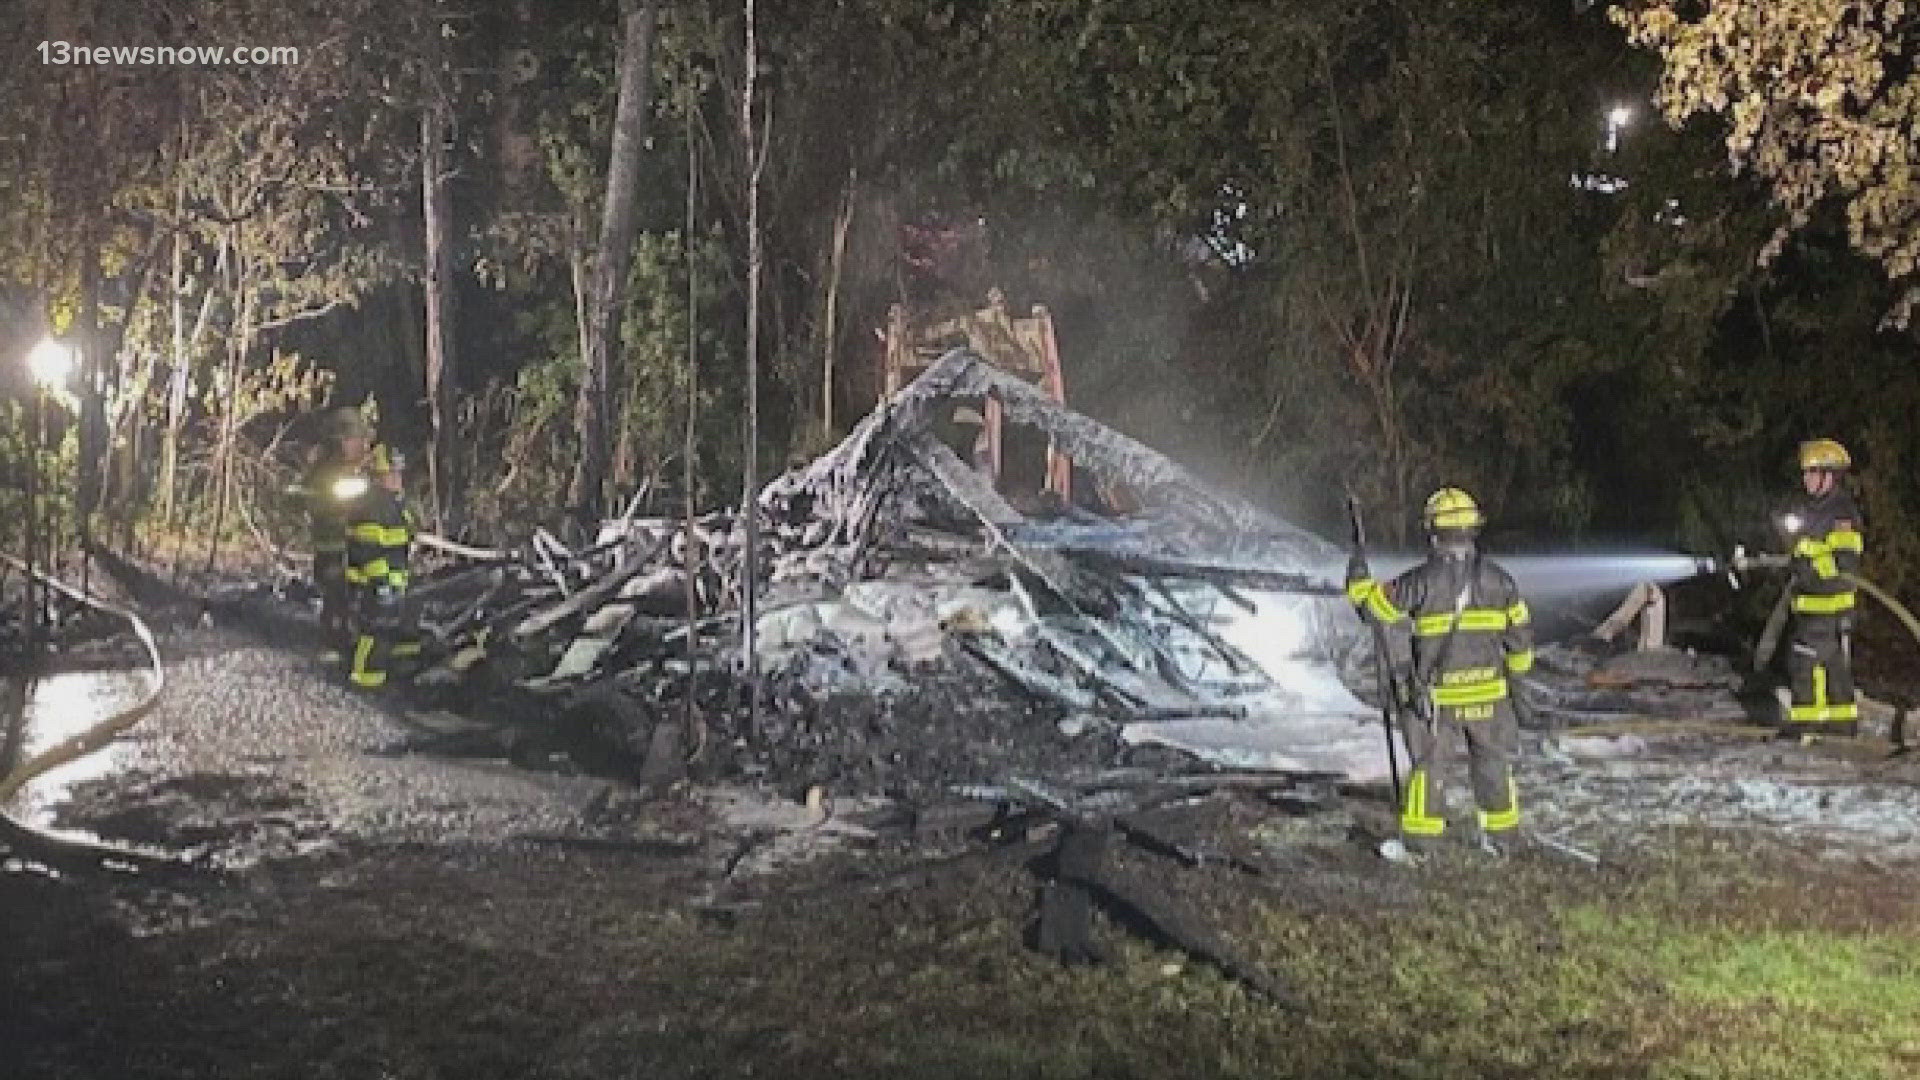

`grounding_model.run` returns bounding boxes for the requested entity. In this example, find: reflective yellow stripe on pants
[1400,768,1446,837]
[350,633,387,688]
